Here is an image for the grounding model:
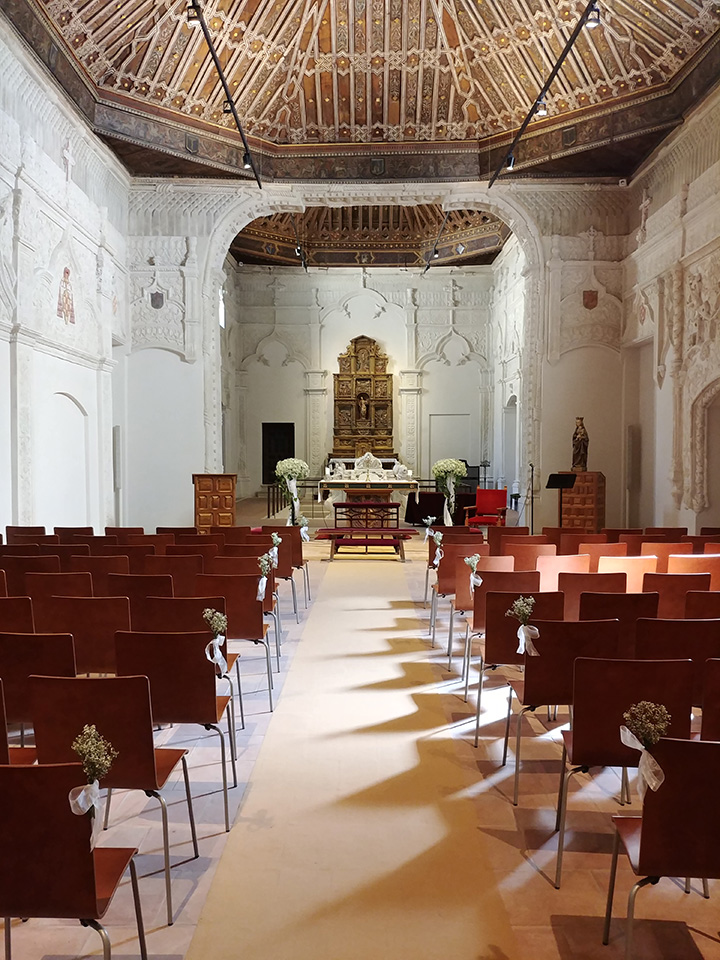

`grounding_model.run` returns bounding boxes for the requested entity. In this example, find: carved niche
[332,336,395,459]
